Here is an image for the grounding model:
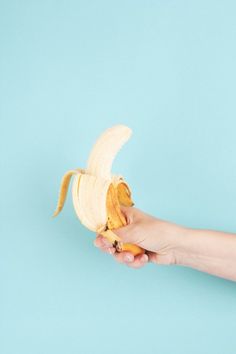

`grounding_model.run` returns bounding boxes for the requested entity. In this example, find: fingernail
[124,254,134,263]
[141,254,148,262]
[102,238,112,247]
